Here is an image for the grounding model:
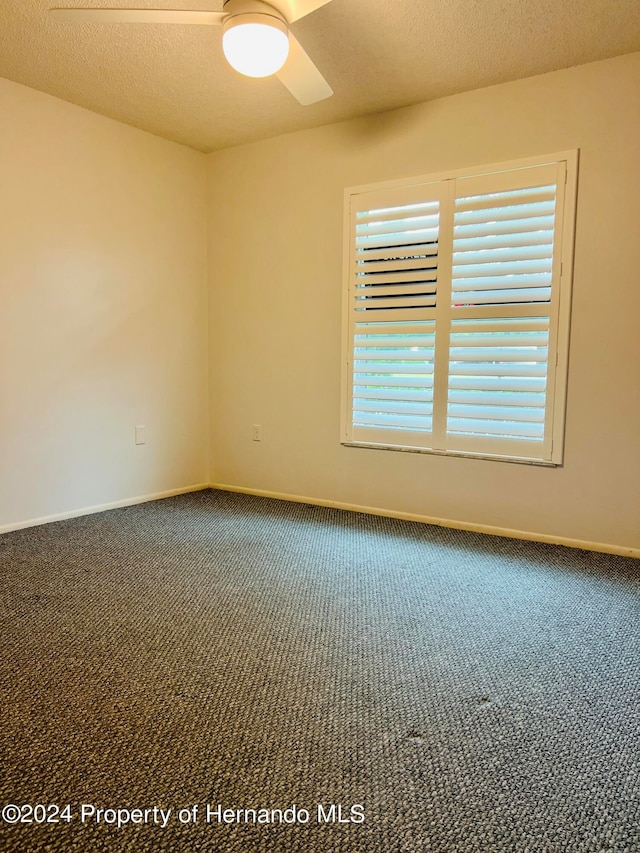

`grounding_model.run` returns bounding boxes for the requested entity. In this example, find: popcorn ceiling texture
[1,0,640,151]
[1,489,639,851]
